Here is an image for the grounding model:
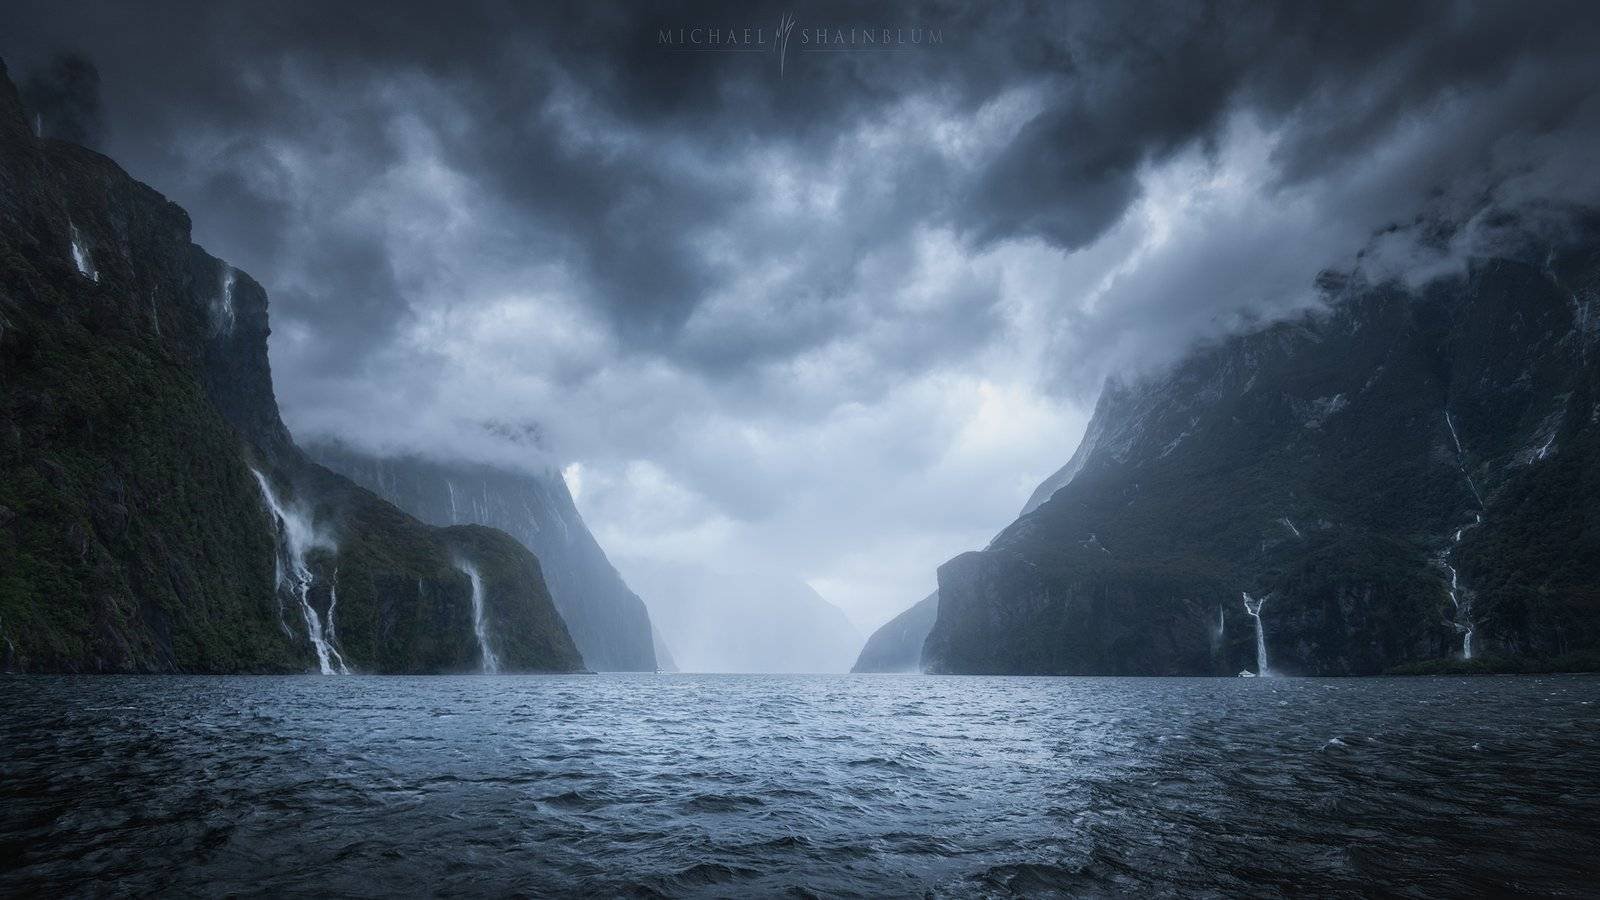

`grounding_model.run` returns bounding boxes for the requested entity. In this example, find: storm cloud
[7,0,1600,627]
